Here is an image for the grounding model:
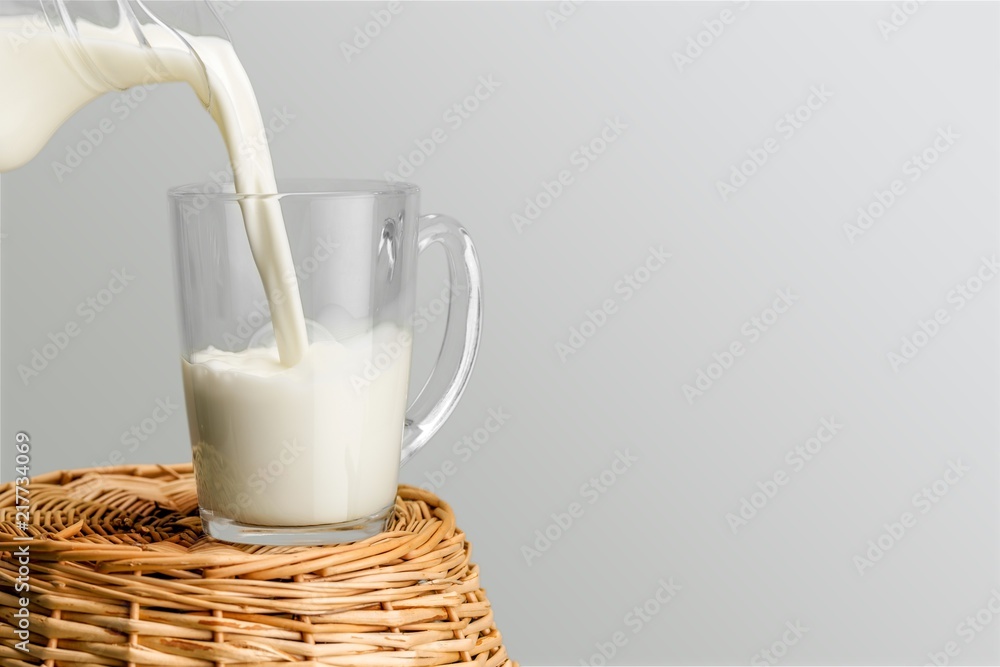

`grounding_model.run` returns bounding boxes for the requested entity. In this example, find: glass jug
[0,0,226,172]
